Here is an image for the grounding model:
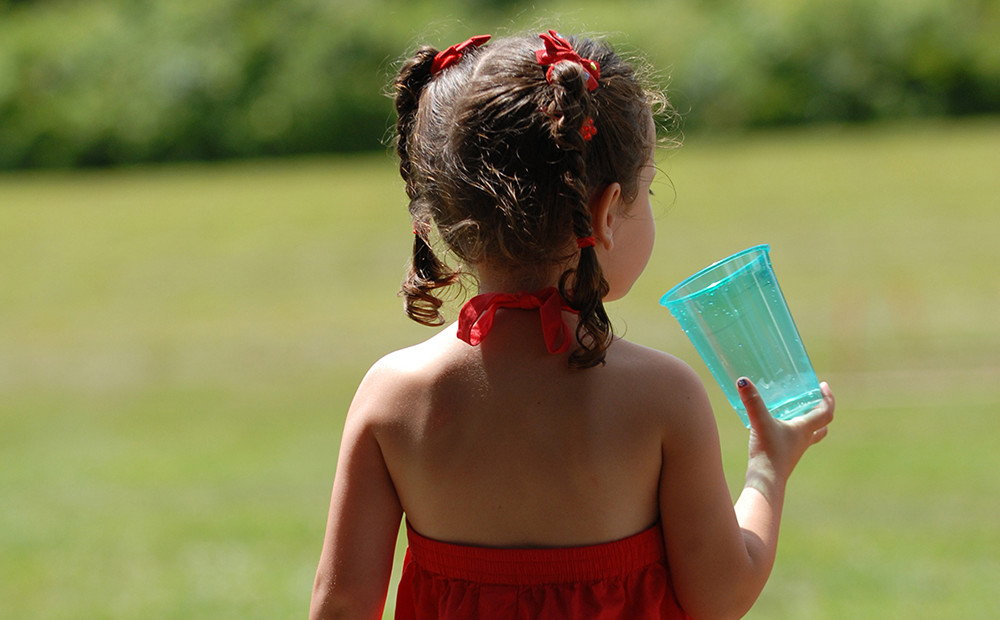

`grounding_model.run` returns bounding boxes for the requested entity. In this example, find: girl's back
[368,316,696,548]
